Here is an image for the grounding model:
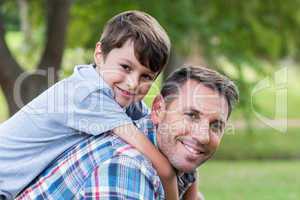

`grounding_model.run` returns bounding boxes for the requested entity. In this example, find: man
[16,66,239,200]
